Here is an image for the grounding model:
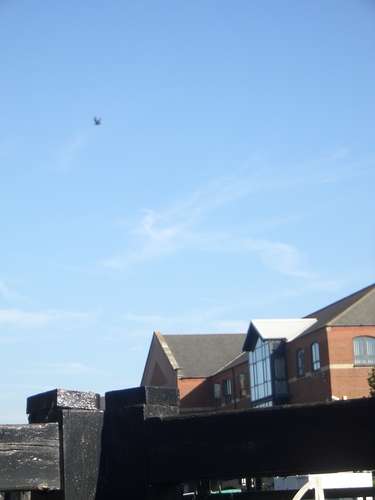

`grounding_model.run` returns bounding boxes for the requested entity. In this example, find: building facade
[141,284,375,412]
[141,331,250,413]
[243,283,375,407]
